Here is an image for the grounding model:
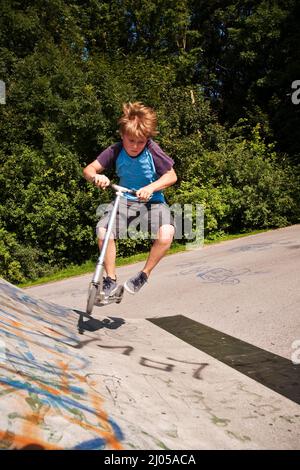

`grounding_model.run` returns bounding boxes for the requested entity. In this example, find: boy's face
[122,132,147,157]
